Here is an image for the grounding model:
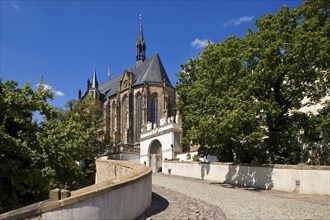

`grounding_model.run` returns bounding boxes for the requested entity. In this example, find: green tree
[36,96,104,192]
[64,96,106,154]
[177,0,330,164]
[0,79,54,212]
[0,79,104,213]
[304,102,330,165]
